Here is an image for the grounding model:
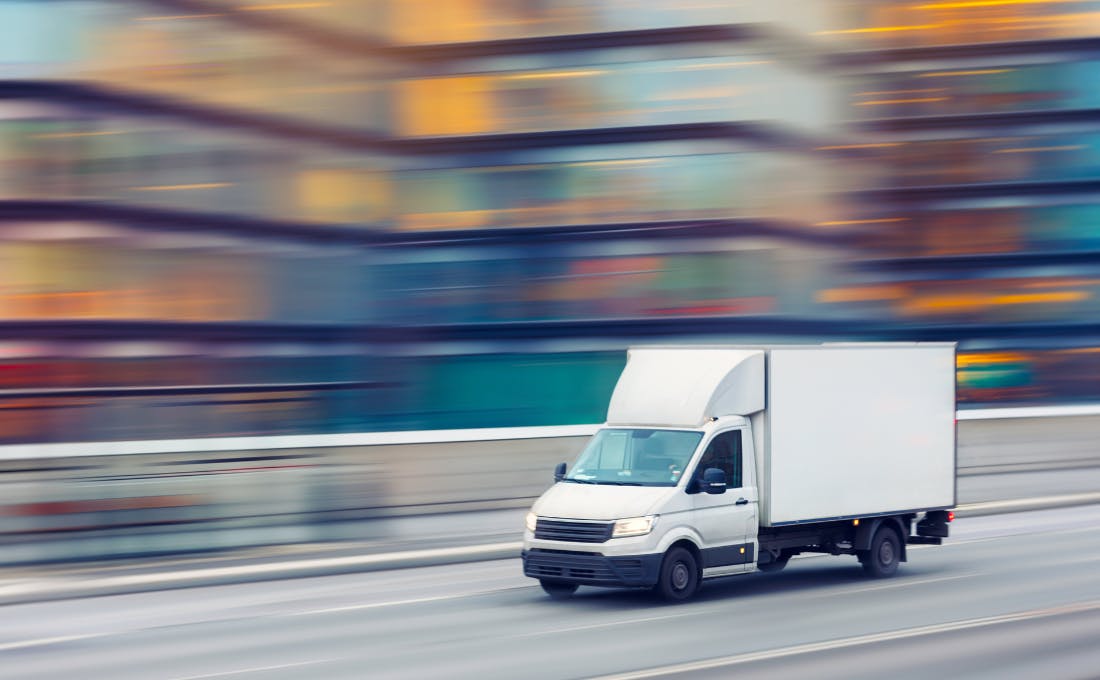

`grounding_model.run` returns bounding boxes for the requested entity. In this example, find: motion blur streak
[2,0,1100,447]
[2,4,1100,678]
